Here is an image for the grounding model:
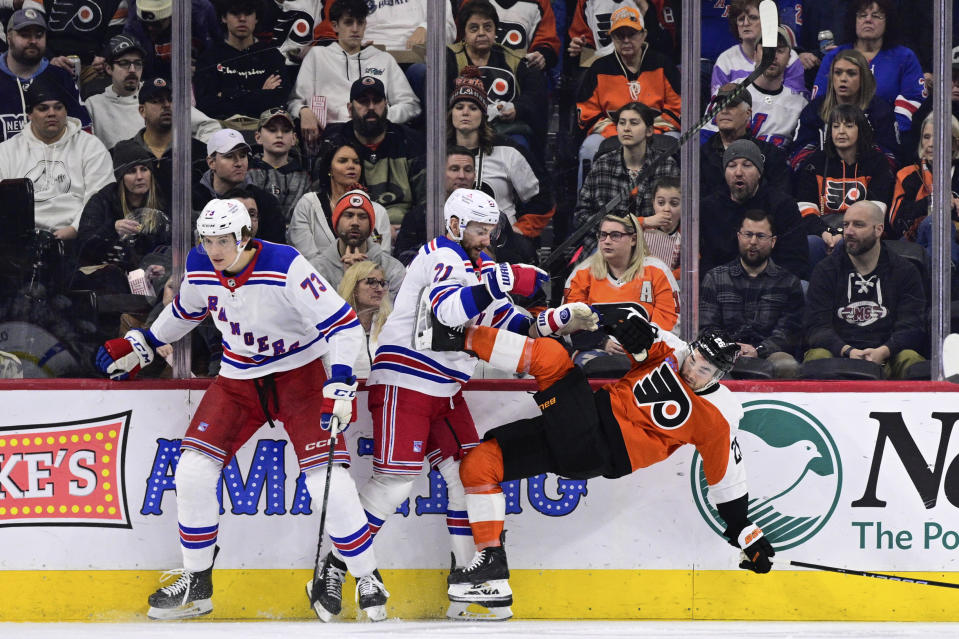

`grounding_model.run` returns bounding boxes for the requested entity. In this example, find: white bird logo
[736,431,826,520]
